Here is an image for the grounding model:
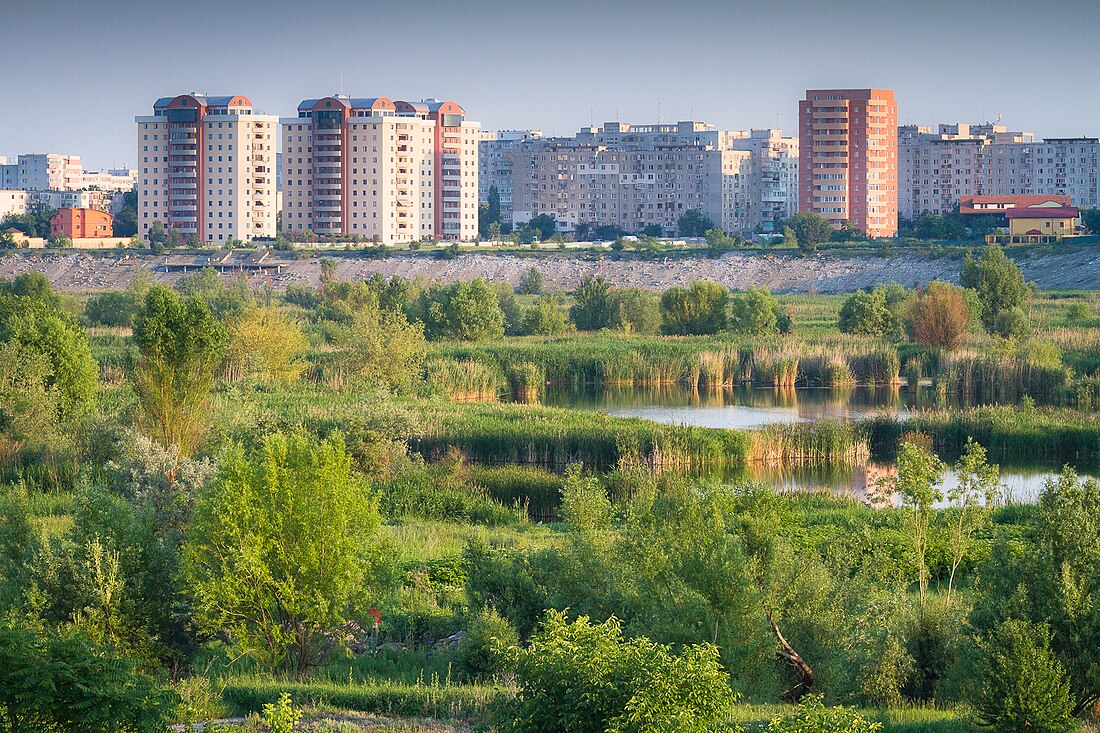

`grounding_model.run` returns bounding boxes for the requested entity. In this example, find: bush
[906,282,971,350]
[496,610,734,733]
[961,246,1029,329]
[974,620,1074,733]
[456,606,519,680]
[517,267,544,295]
[659,281,728,335]
[991,307,1030,341]
[767,695,882,733]
[838,285,908,338]
[729,286,783,336]
[522,295,571,336]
